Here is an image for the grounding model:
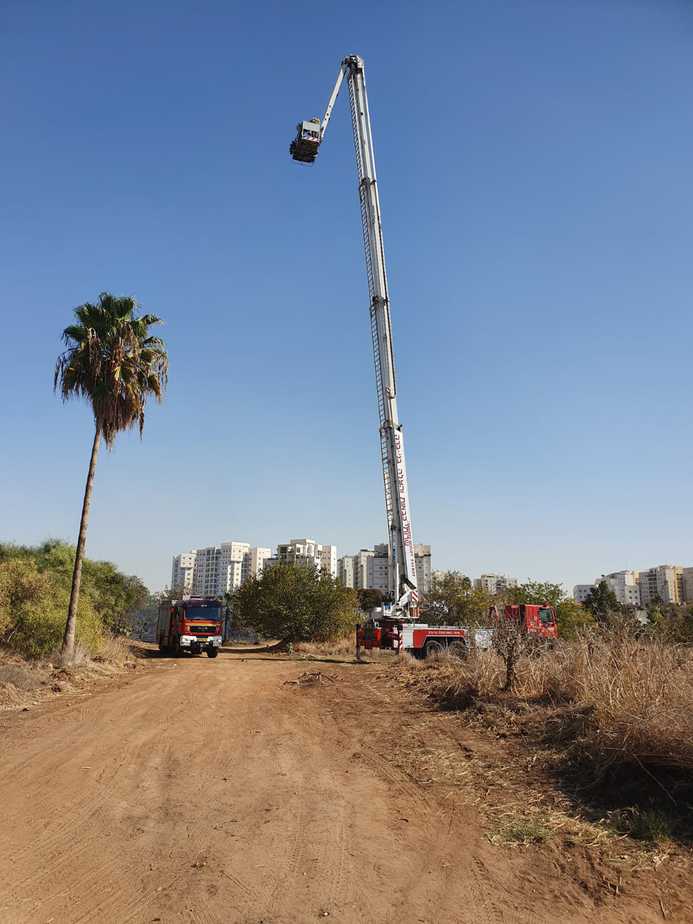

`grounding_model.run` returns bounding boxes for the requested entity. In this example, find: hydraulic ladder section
[290,55,418,610]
